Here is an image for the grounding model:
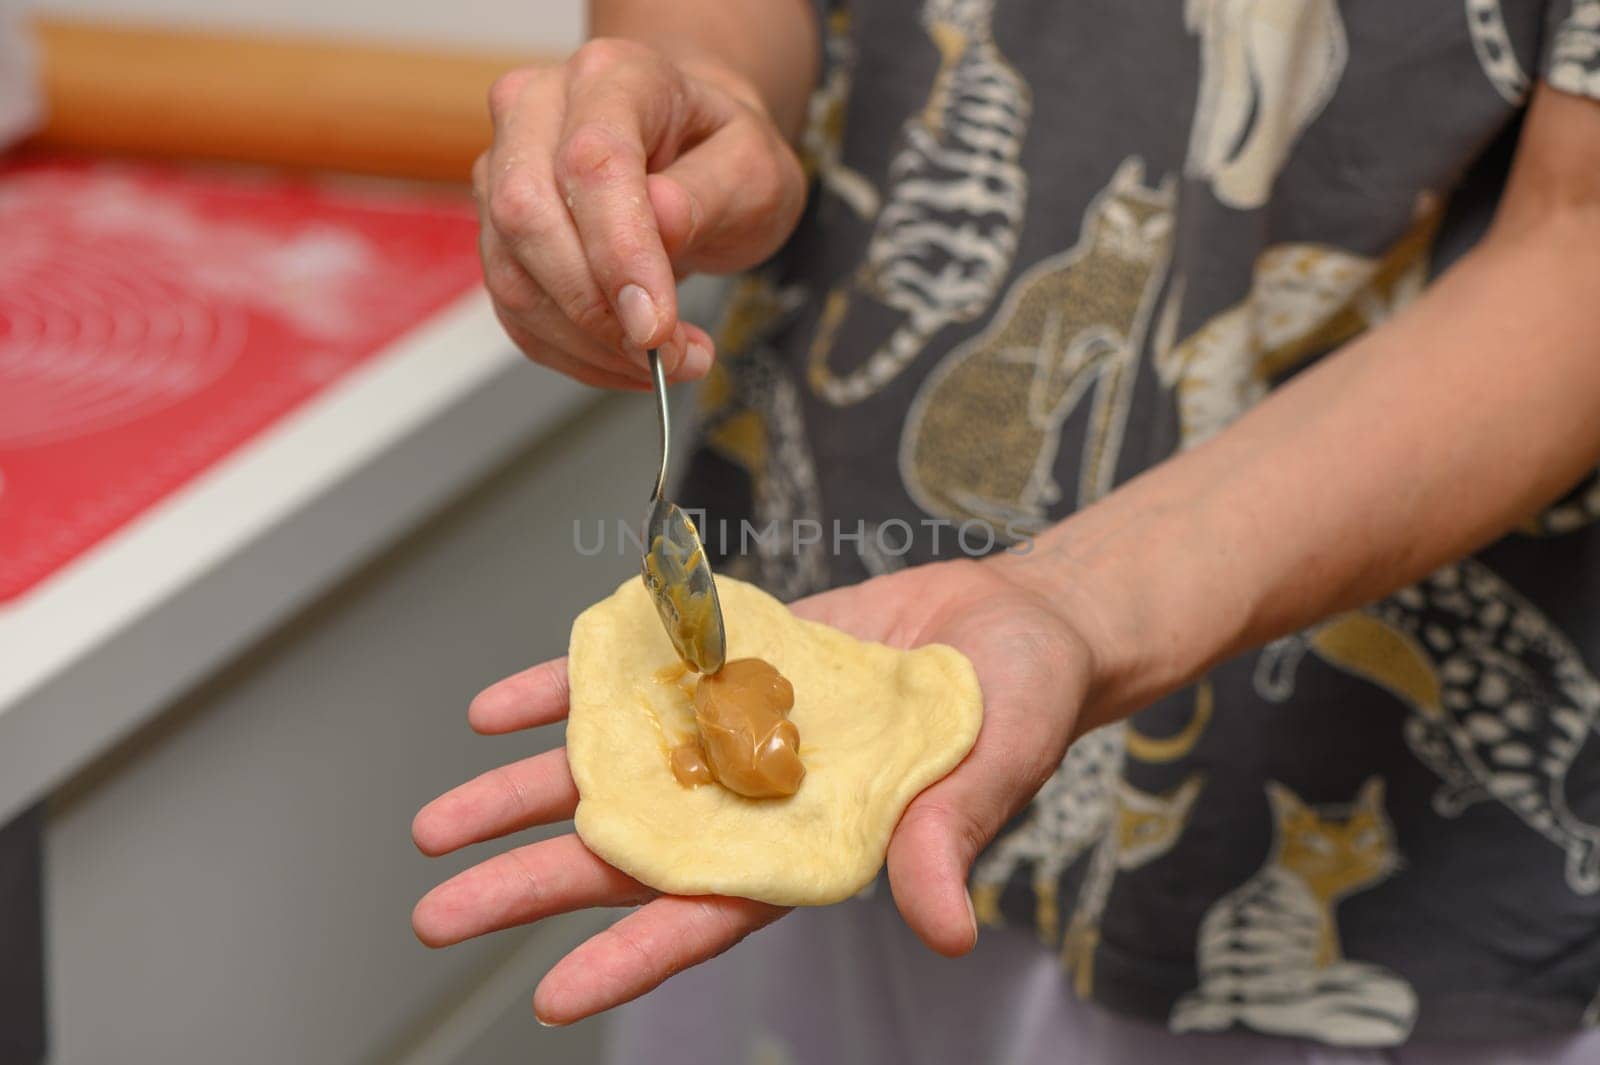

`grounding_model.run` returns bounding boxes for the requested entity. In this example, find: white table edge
[0,291,595,824]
